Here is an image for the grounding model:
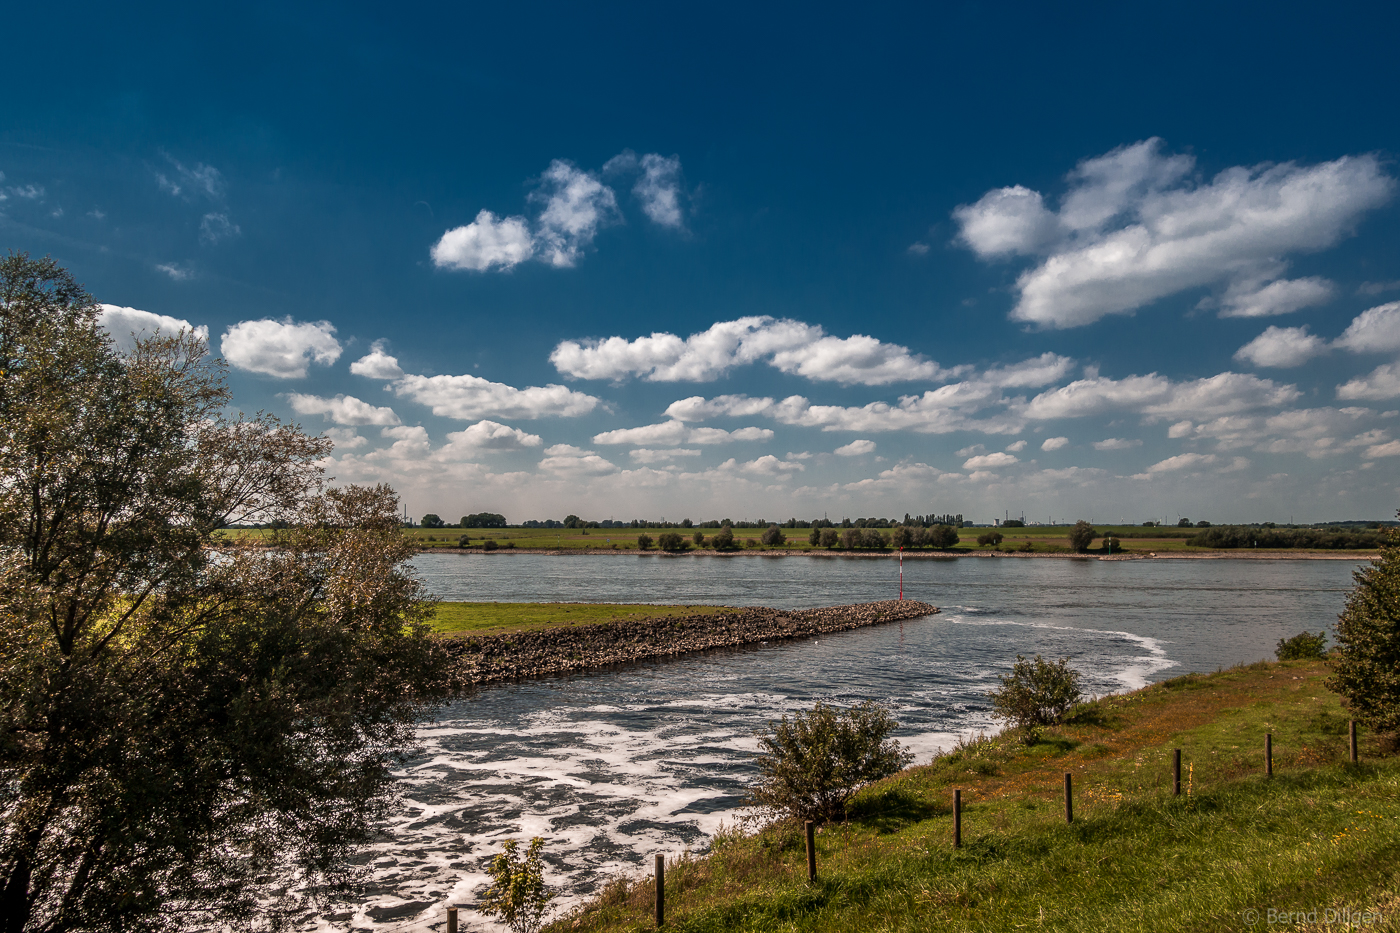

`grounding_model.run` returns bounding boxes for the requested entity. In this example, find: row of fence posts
[444,722,1364,928]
